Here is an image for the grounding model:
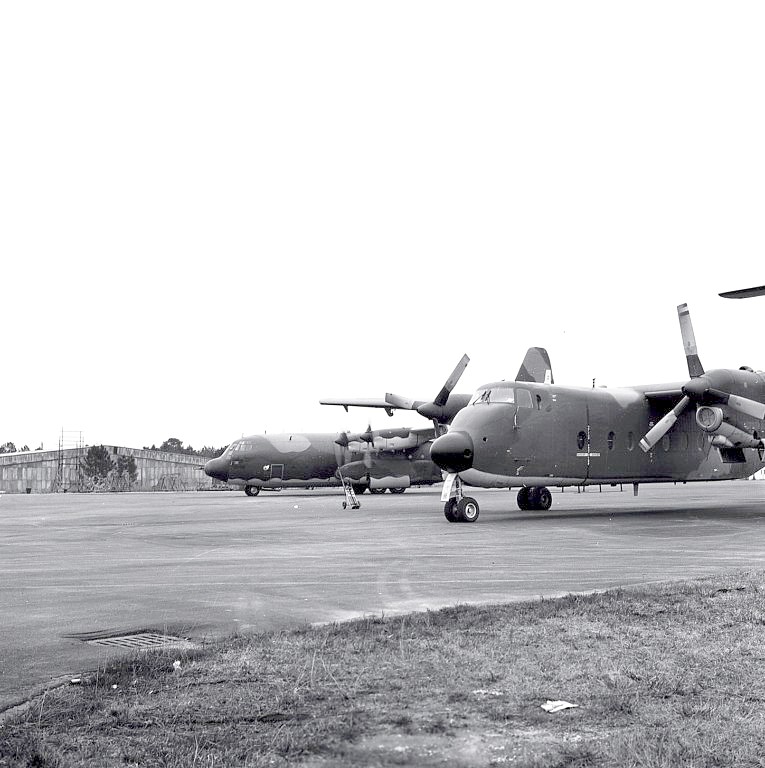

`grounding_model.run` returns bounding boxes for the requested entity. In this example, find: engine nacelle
[695,406,724,432]
[696,406,763,449]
